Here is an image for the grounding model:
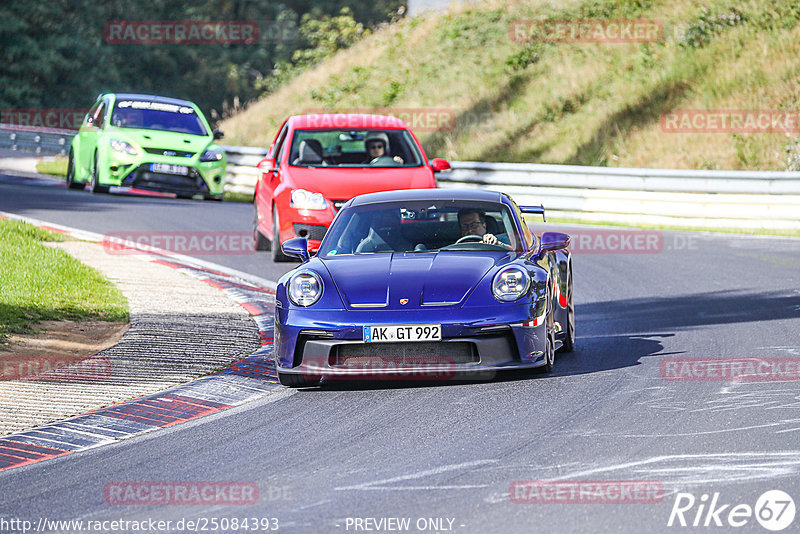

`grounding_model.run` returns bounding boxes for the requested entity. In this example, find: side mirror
[430,158,451,172]
[258,157,278,174]
[282,237,310,263]
[539,232,570,254]
[213,129,224,140]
